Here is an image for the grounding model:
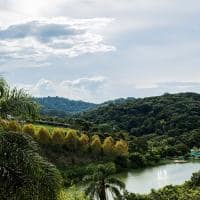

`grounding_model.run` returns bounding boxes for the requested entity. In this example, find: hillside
[80,93,200,136]
[35,96,97,117]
